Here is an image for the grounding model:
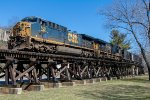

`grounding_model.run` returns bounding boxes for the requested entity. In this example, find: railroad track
[0,49,113,60]
[0,49,130,63]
